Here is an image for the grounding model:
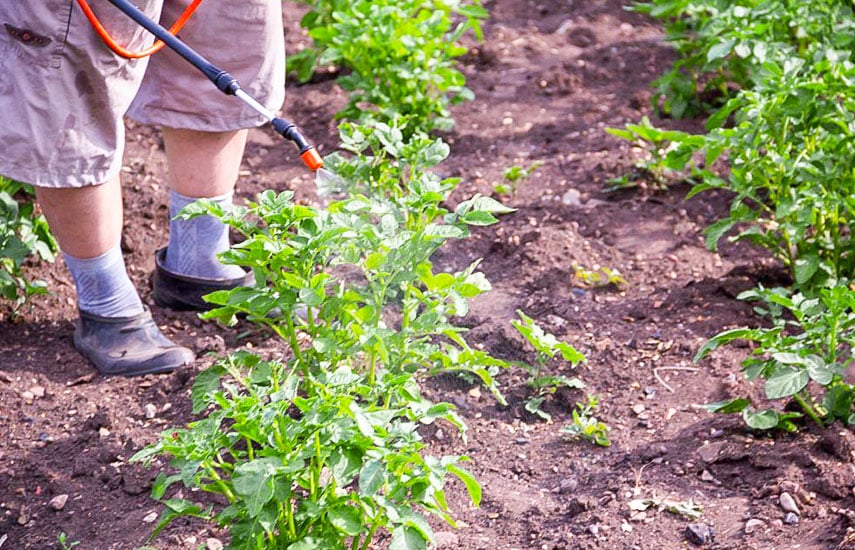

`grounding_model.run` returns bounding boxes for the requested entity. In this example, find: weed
[628,496,702,520]
[511,310,585,422]
[571,263,628,289]
[561,395,611,447]
[494,161,543,195]
[56,533,80,550]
